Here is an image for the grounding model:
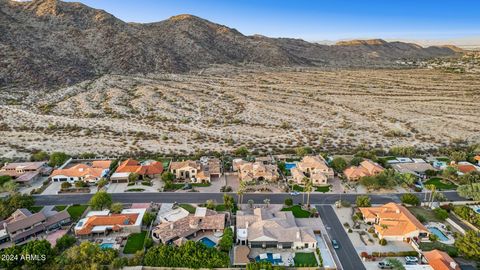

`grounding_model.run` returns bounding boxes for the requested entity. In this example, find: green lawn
[292,184,304,192]
[294,252,318,267]
[180,204,196,213]
[123,231,147,254]
[315,185,331,193]
[28,206,44,213]
[424,178,457,190]
[54,205,67,211]
[293,184,331,193]
[436,157,451,163]
[164,183,185,191]
[407,206,442,222]
[67,205,88,221]
[419,241,458,257]
[281,205,311,218]
[192,183,211,187]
